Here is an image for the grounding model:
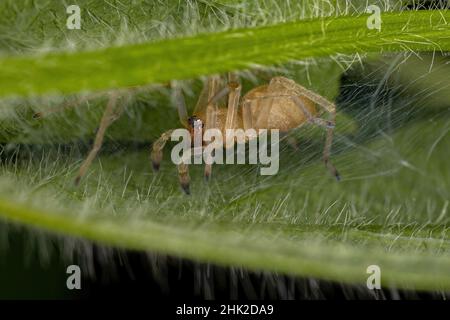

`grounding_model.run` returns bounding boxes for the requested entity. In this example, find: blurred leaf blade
[0,10,449,97]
